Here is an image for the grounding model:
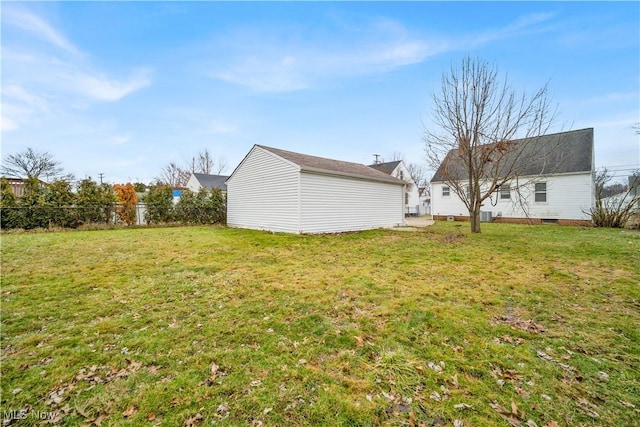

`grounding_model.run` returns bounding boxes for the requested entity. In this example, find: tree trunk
[470,207,481,233]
